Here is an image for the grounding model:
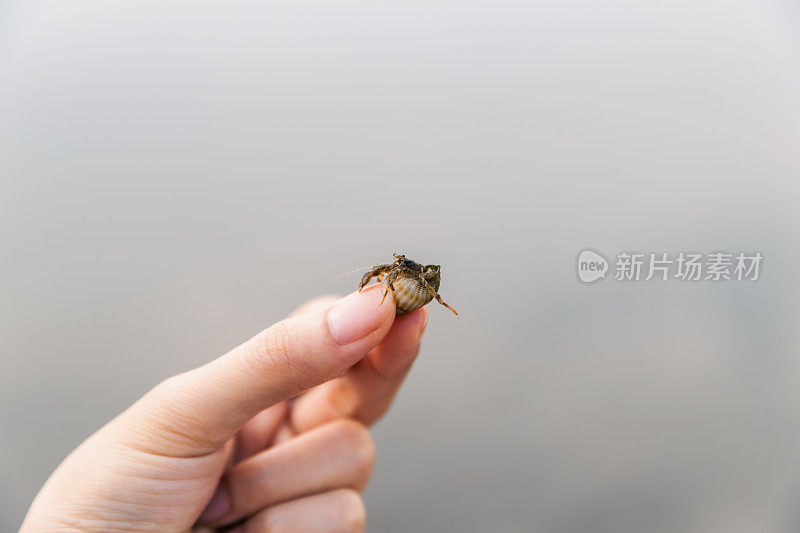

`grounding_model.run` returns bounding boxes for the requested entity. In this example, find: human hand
[22,286,428,532]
